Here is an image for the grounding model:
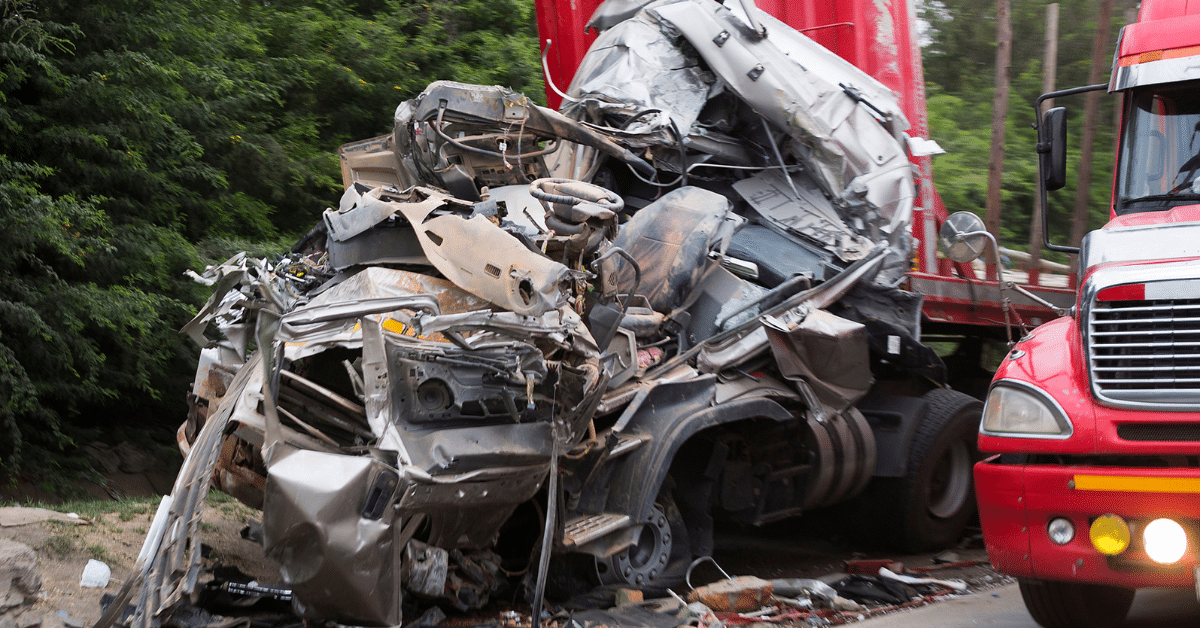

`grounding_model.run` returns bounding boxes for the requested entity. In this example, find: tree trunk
[1069,0,1115,270]
[985,0,1012,263]
[1028,3,1058,284]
